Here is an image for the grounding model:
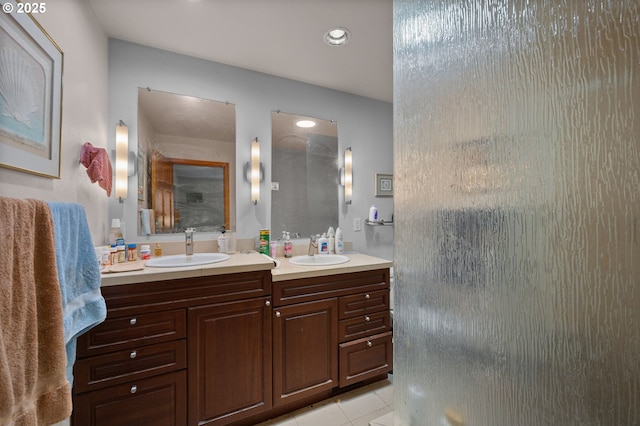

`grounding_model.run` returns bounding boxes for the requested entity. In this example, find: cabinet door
[273,298,338,406]
[188,297,272,426]
[72,370,186,426]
